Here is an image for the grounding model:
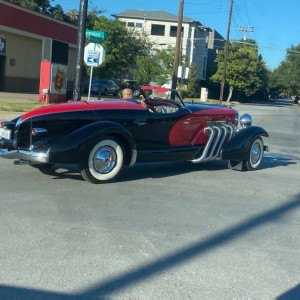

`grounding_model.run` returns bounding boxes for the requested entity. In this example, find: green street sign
[85,30,108,39]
